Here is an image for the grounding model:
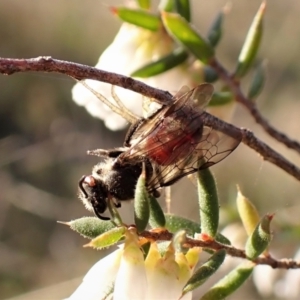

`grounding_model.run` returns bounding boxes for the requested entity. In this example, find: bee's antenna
[78,176,88,198]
